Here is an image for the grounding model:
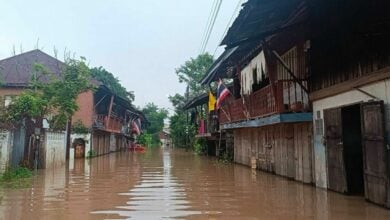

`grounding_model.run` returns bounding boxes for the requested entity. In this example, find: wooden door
[361,101,387,205]
[324,108,347,193]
